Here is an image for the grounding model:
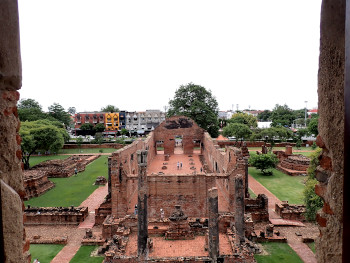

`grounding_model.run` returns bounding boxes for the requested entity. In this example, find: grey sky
[18,0,321,113]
